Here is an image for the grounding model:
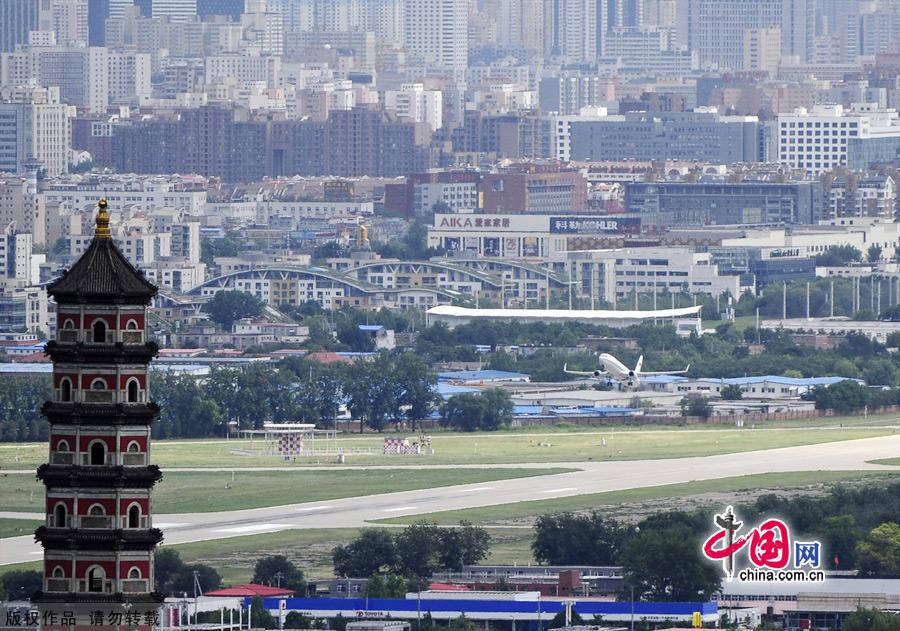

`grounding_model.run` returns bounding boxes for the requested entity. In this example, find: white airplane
[564,353,690,389]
